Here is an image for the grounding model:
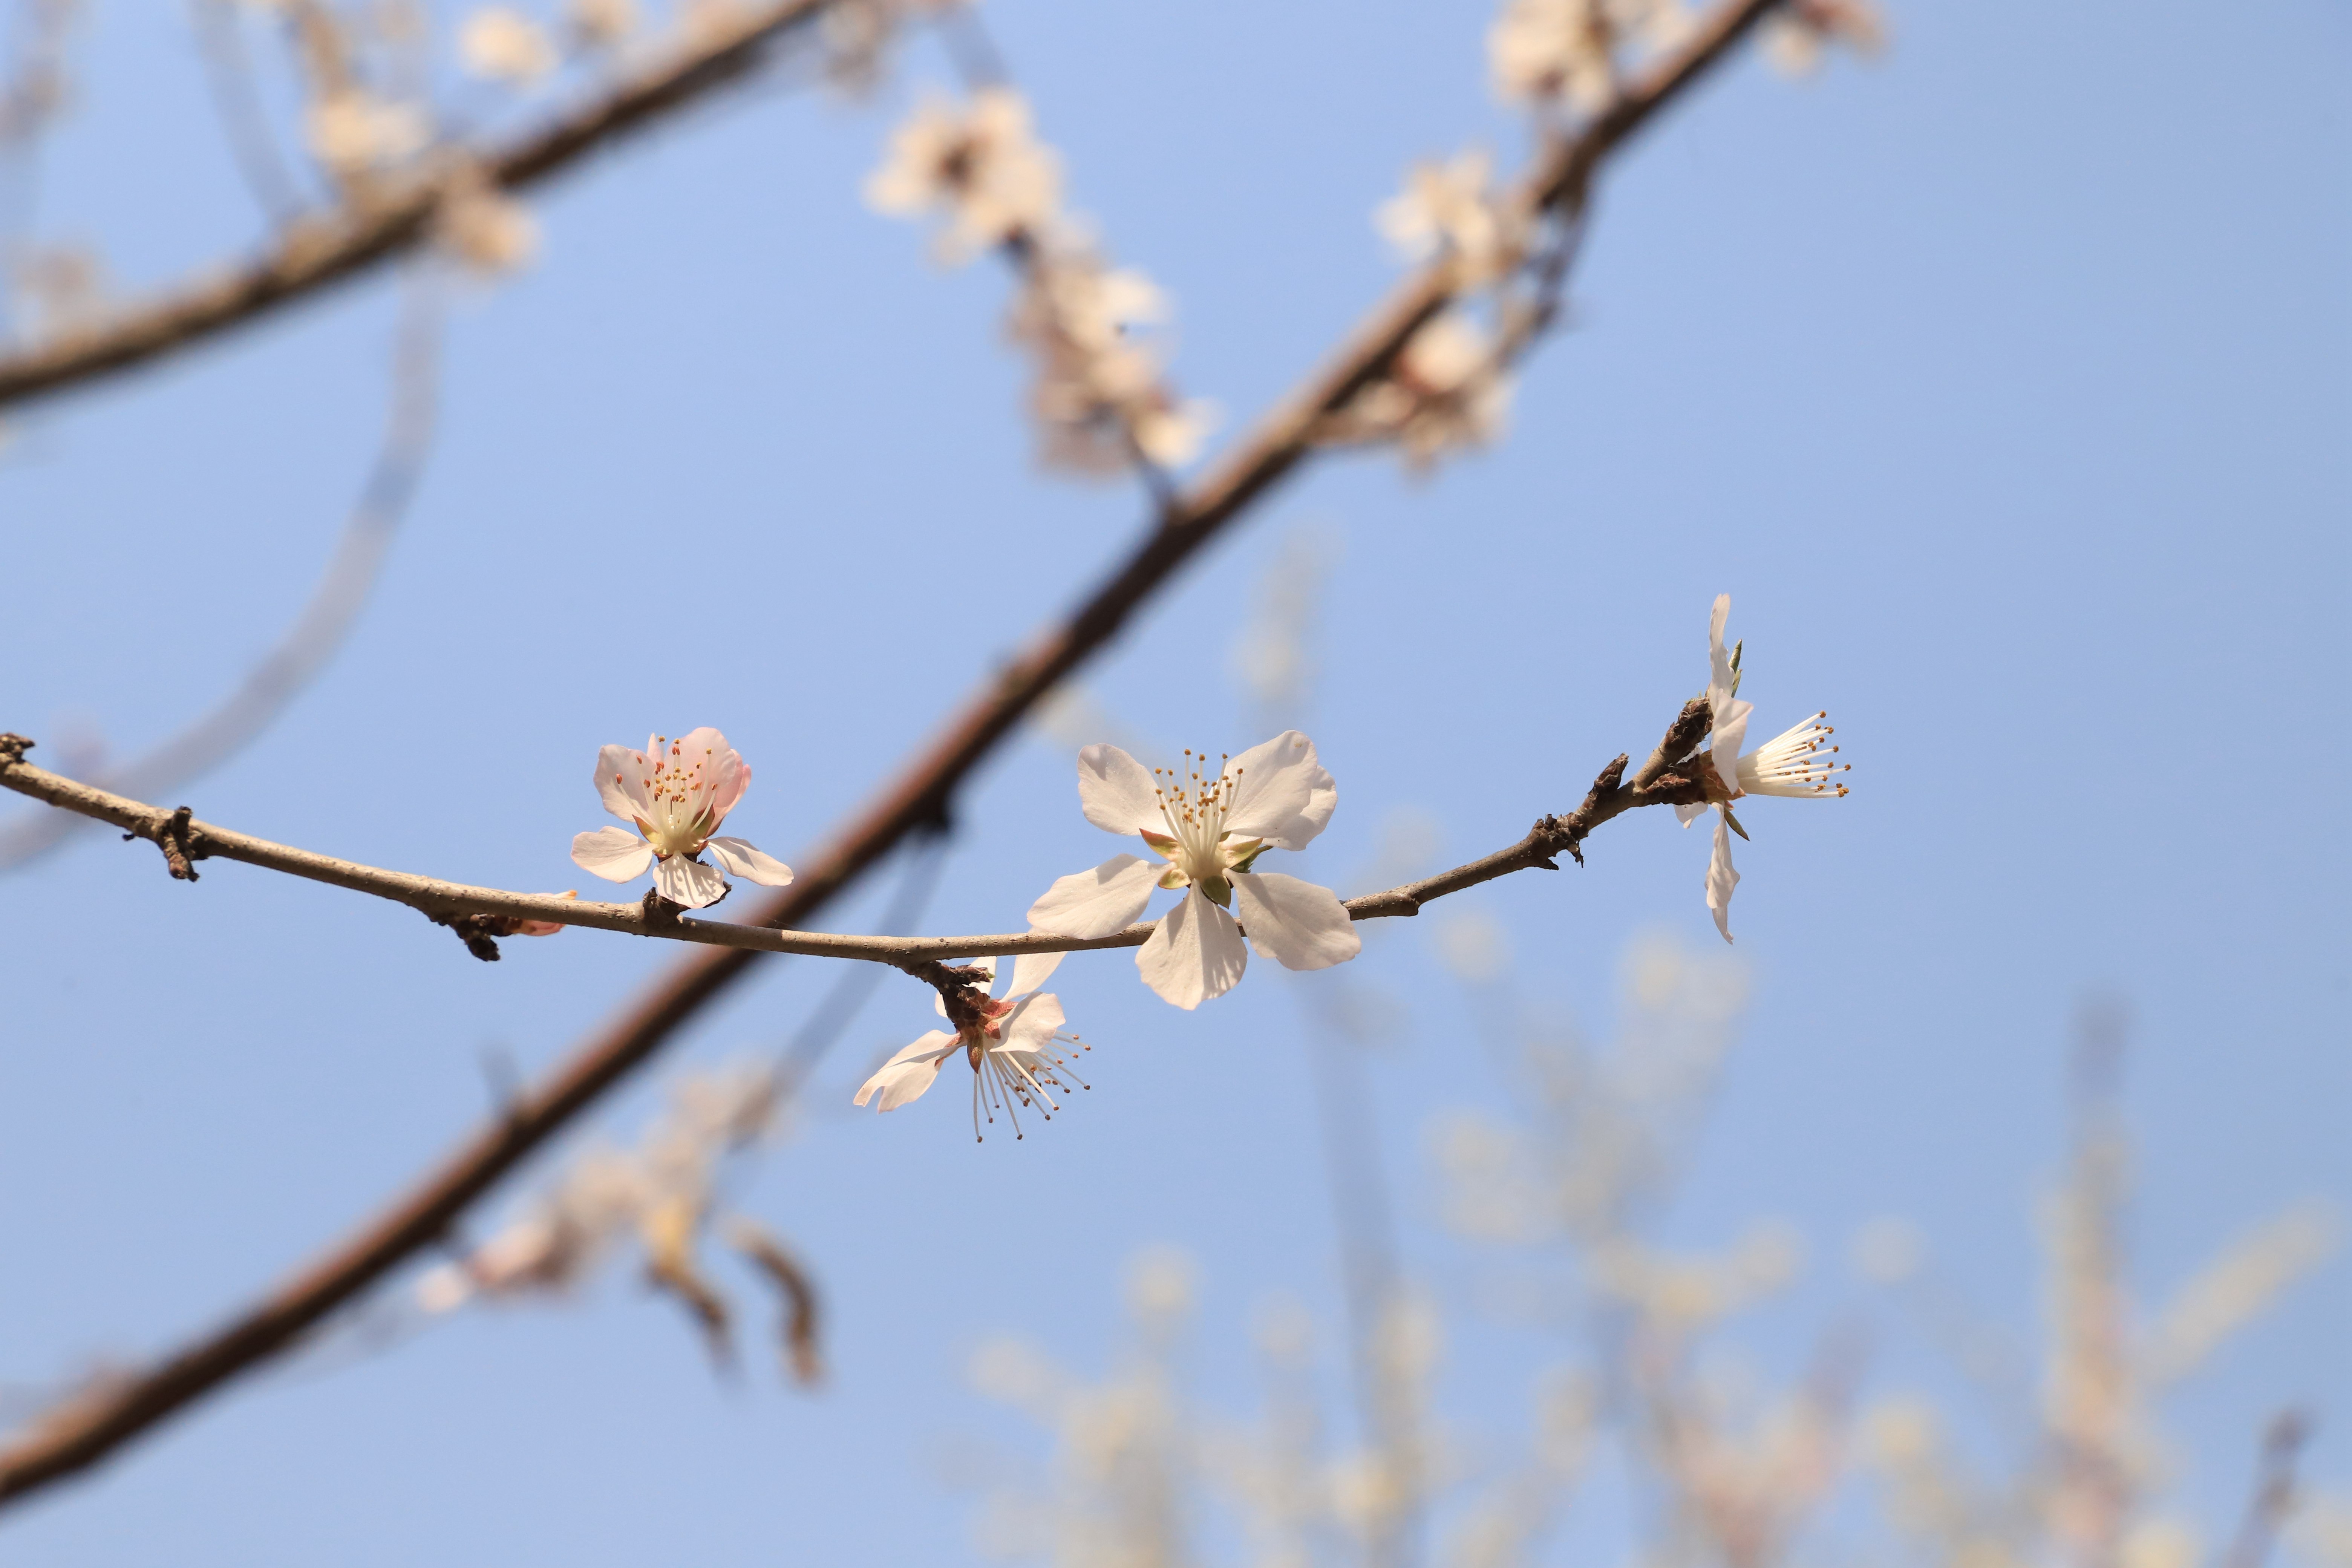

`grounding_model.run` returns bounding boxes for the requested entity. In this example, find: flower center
[1735,712,1851,799]
[1144,749,1262,900]
[632,735,721,858]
